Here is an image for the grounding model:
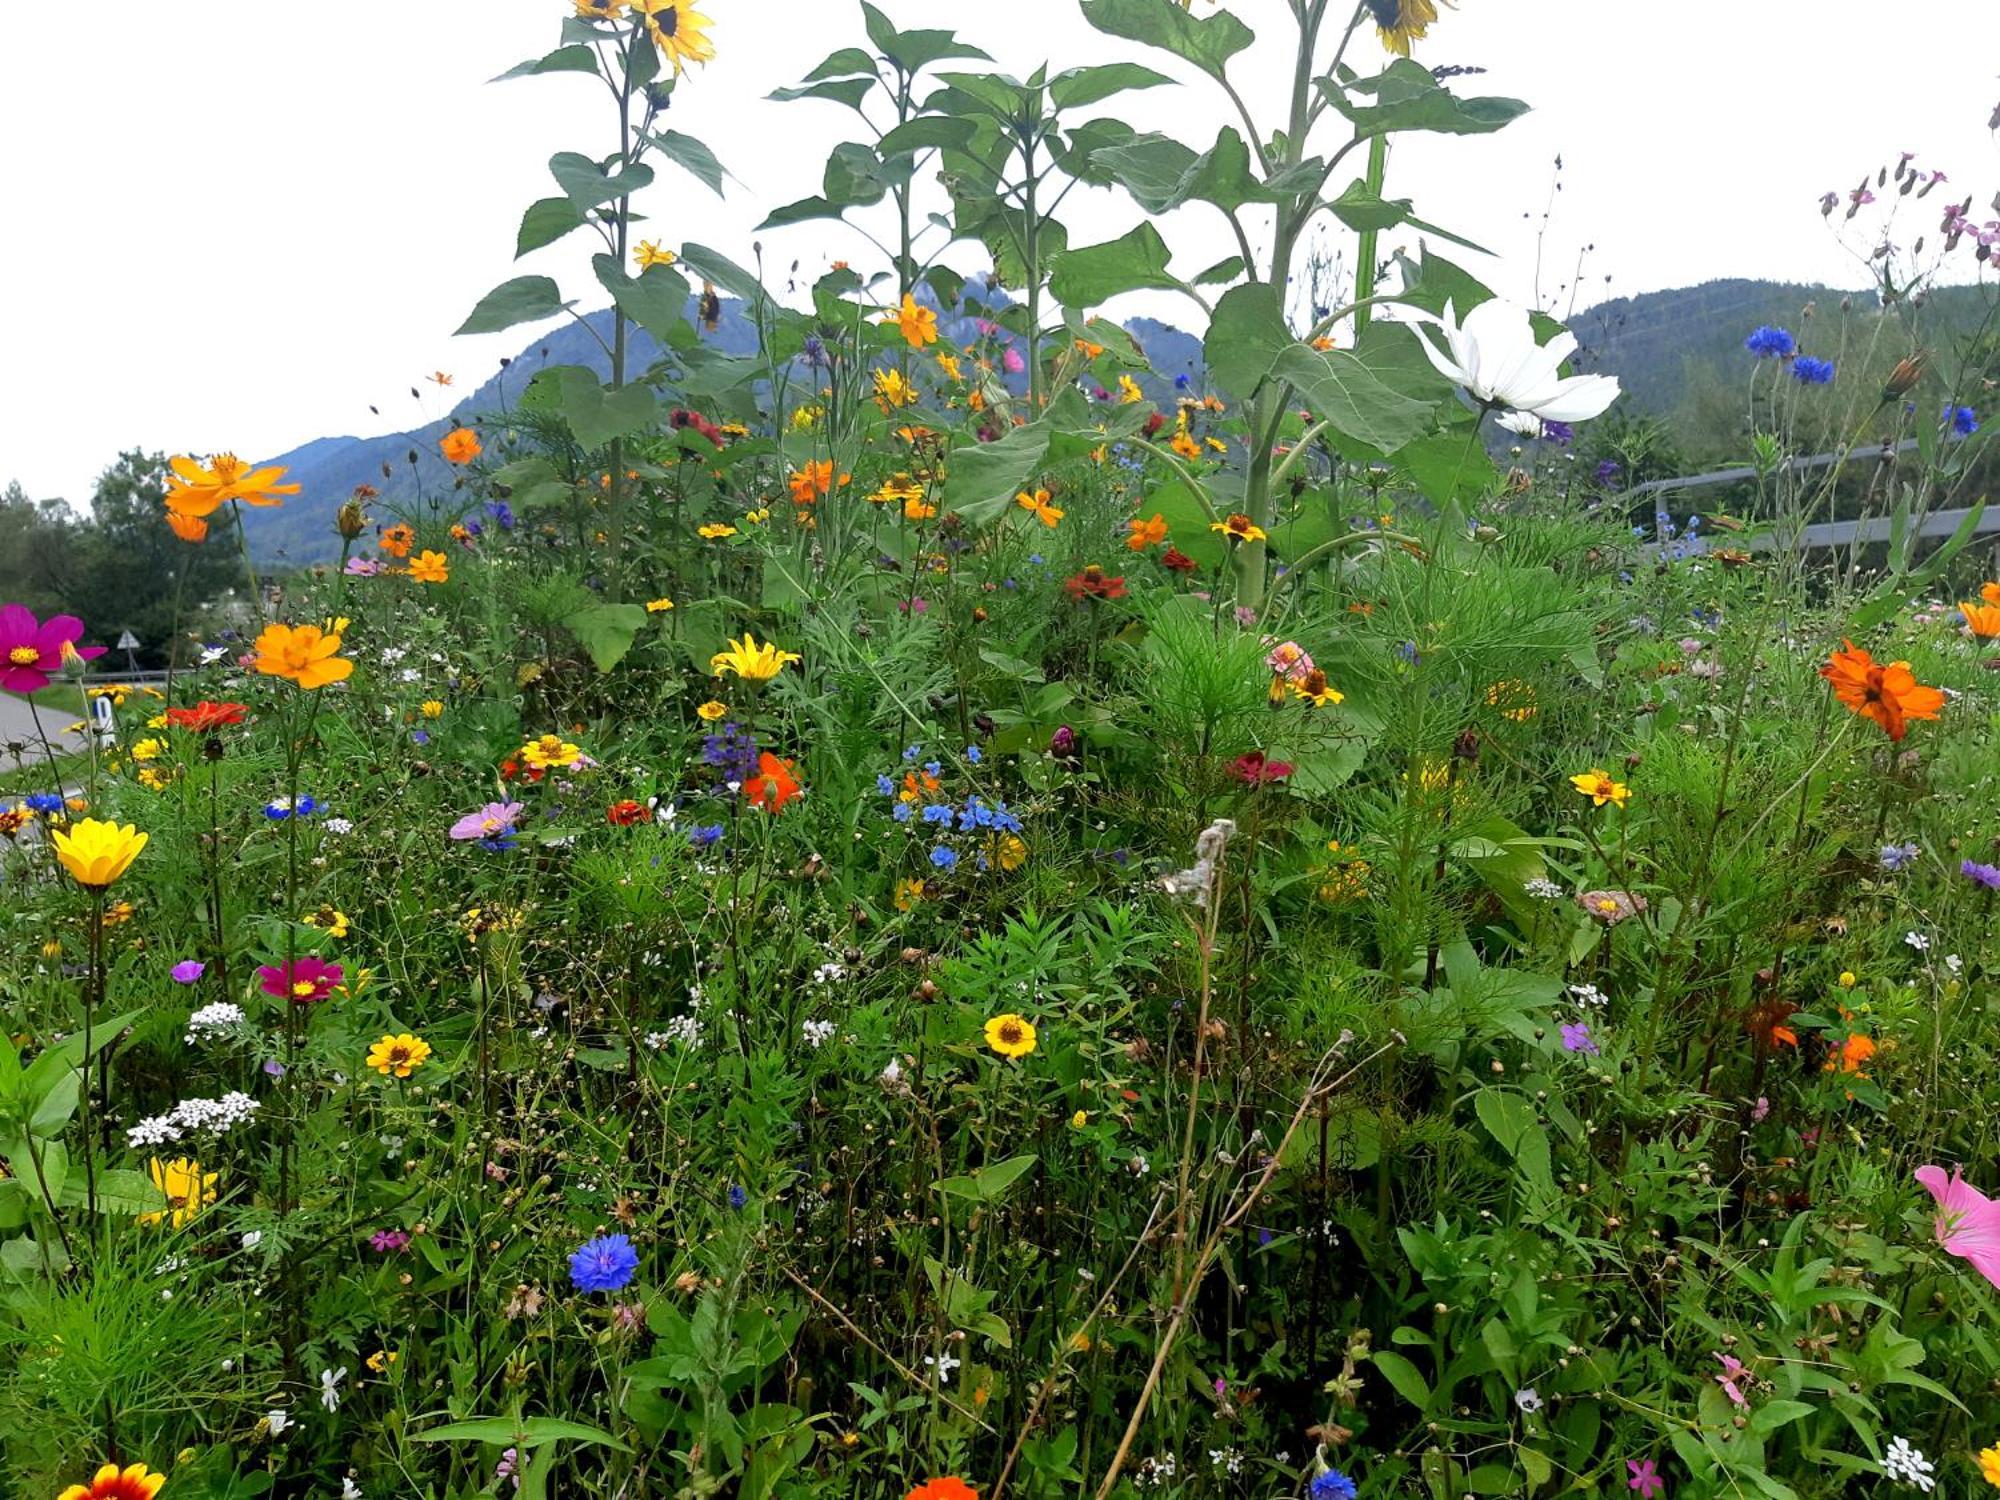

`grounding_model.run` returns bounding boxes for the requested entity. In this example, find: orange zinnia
[1818,640,1944,741]
[440,427,483,464]
[1959,601,2000,639]
[745,752,801,812]
[58,1462,167,1500]
[1824,1033,1877,1076]
[252,623,354,690]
